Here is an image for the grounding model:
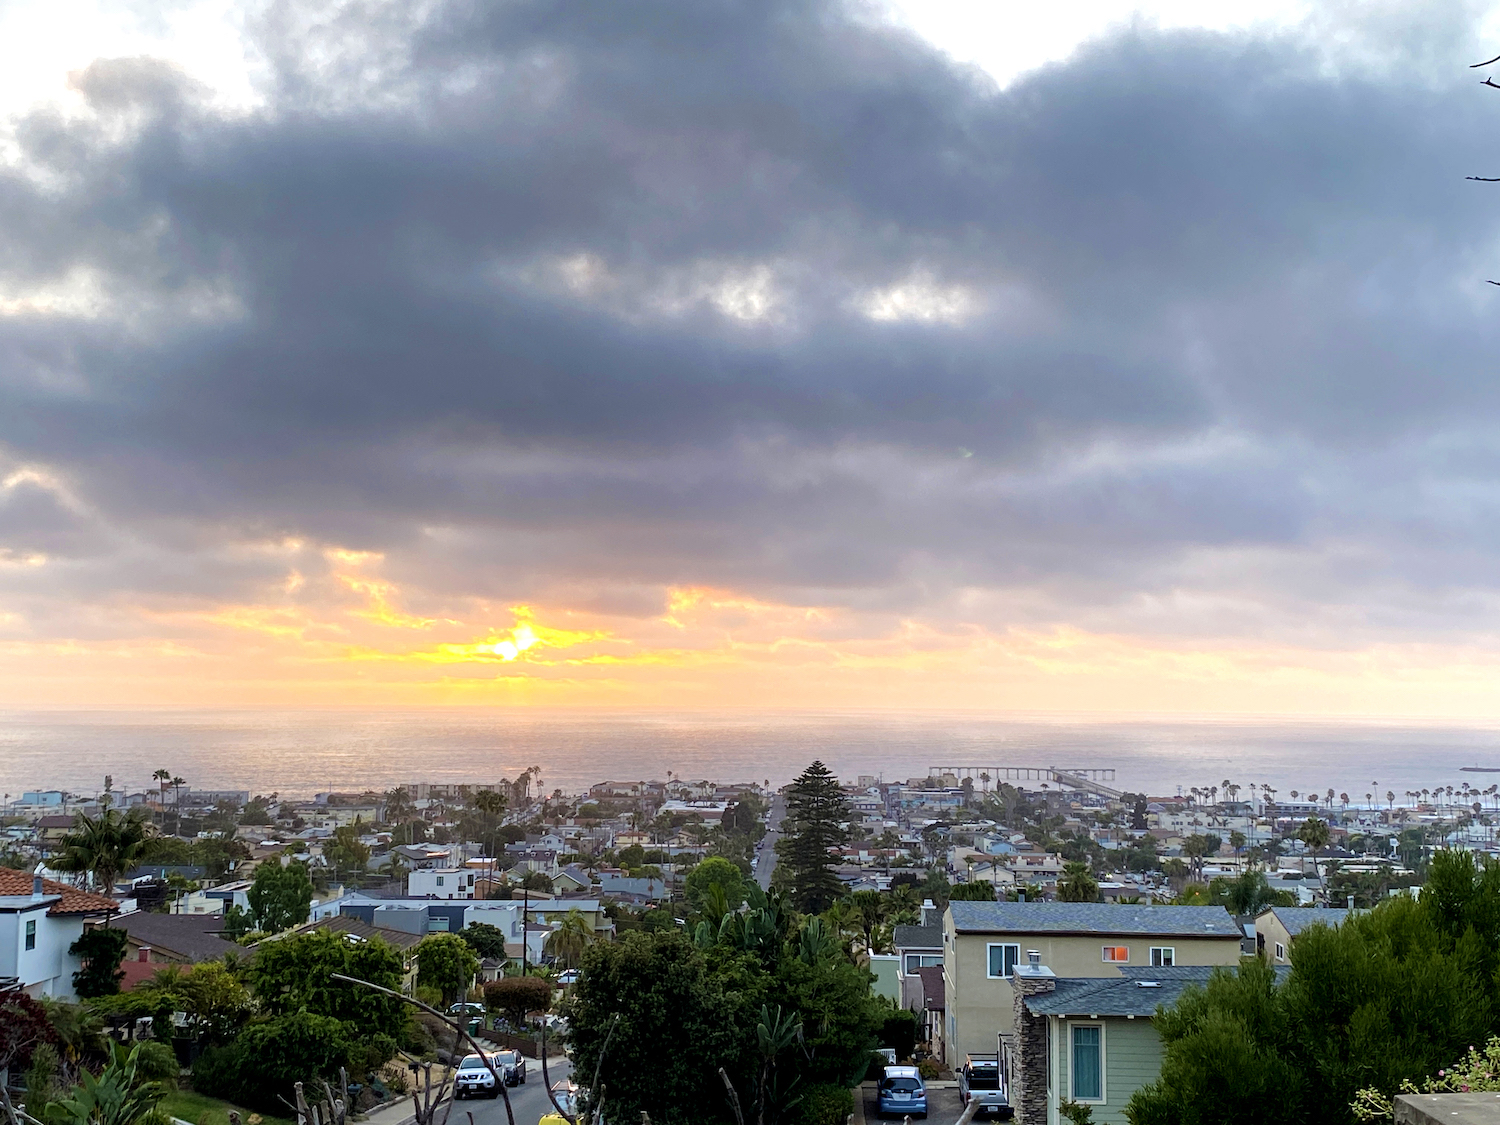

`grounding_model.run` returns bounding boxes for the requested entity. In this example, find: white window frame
[24,919,36,951]
[987,942,1020,978]
[1150,946,1175,967]
[1069,1022,1106,1104]
[1275,941,1286,961]
[1101,944,1130,963]
[904,952,942,974]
